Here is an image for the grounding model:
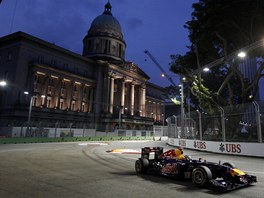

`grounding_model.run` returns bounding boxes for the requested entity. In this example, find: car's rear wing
[141,147,163,160]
